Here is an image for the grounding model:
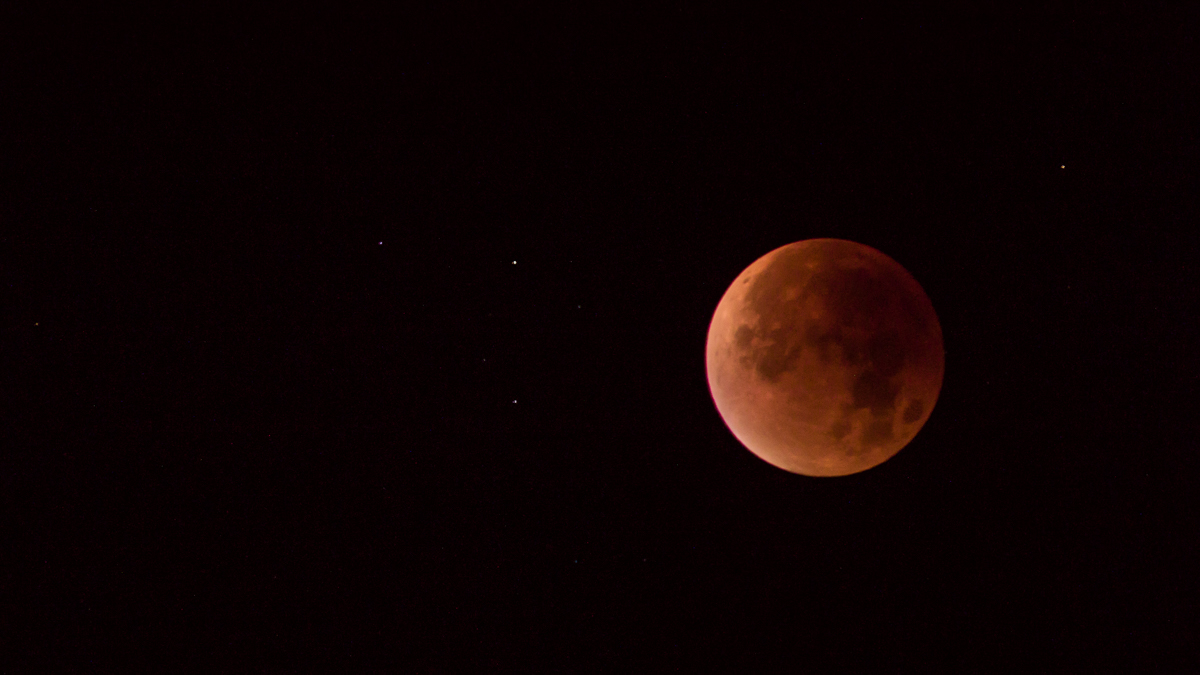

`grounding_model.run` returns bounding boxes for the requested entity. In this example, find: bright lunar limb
[705,239,944,477]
